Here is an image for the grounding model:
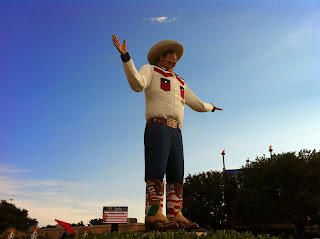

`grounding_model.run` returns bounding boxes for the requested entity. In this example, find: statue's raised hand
[112,34,127,55]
